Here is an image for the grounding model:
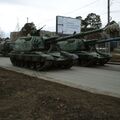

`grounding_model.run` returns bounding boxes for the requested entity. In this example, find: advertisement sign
[56,16,81,35]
